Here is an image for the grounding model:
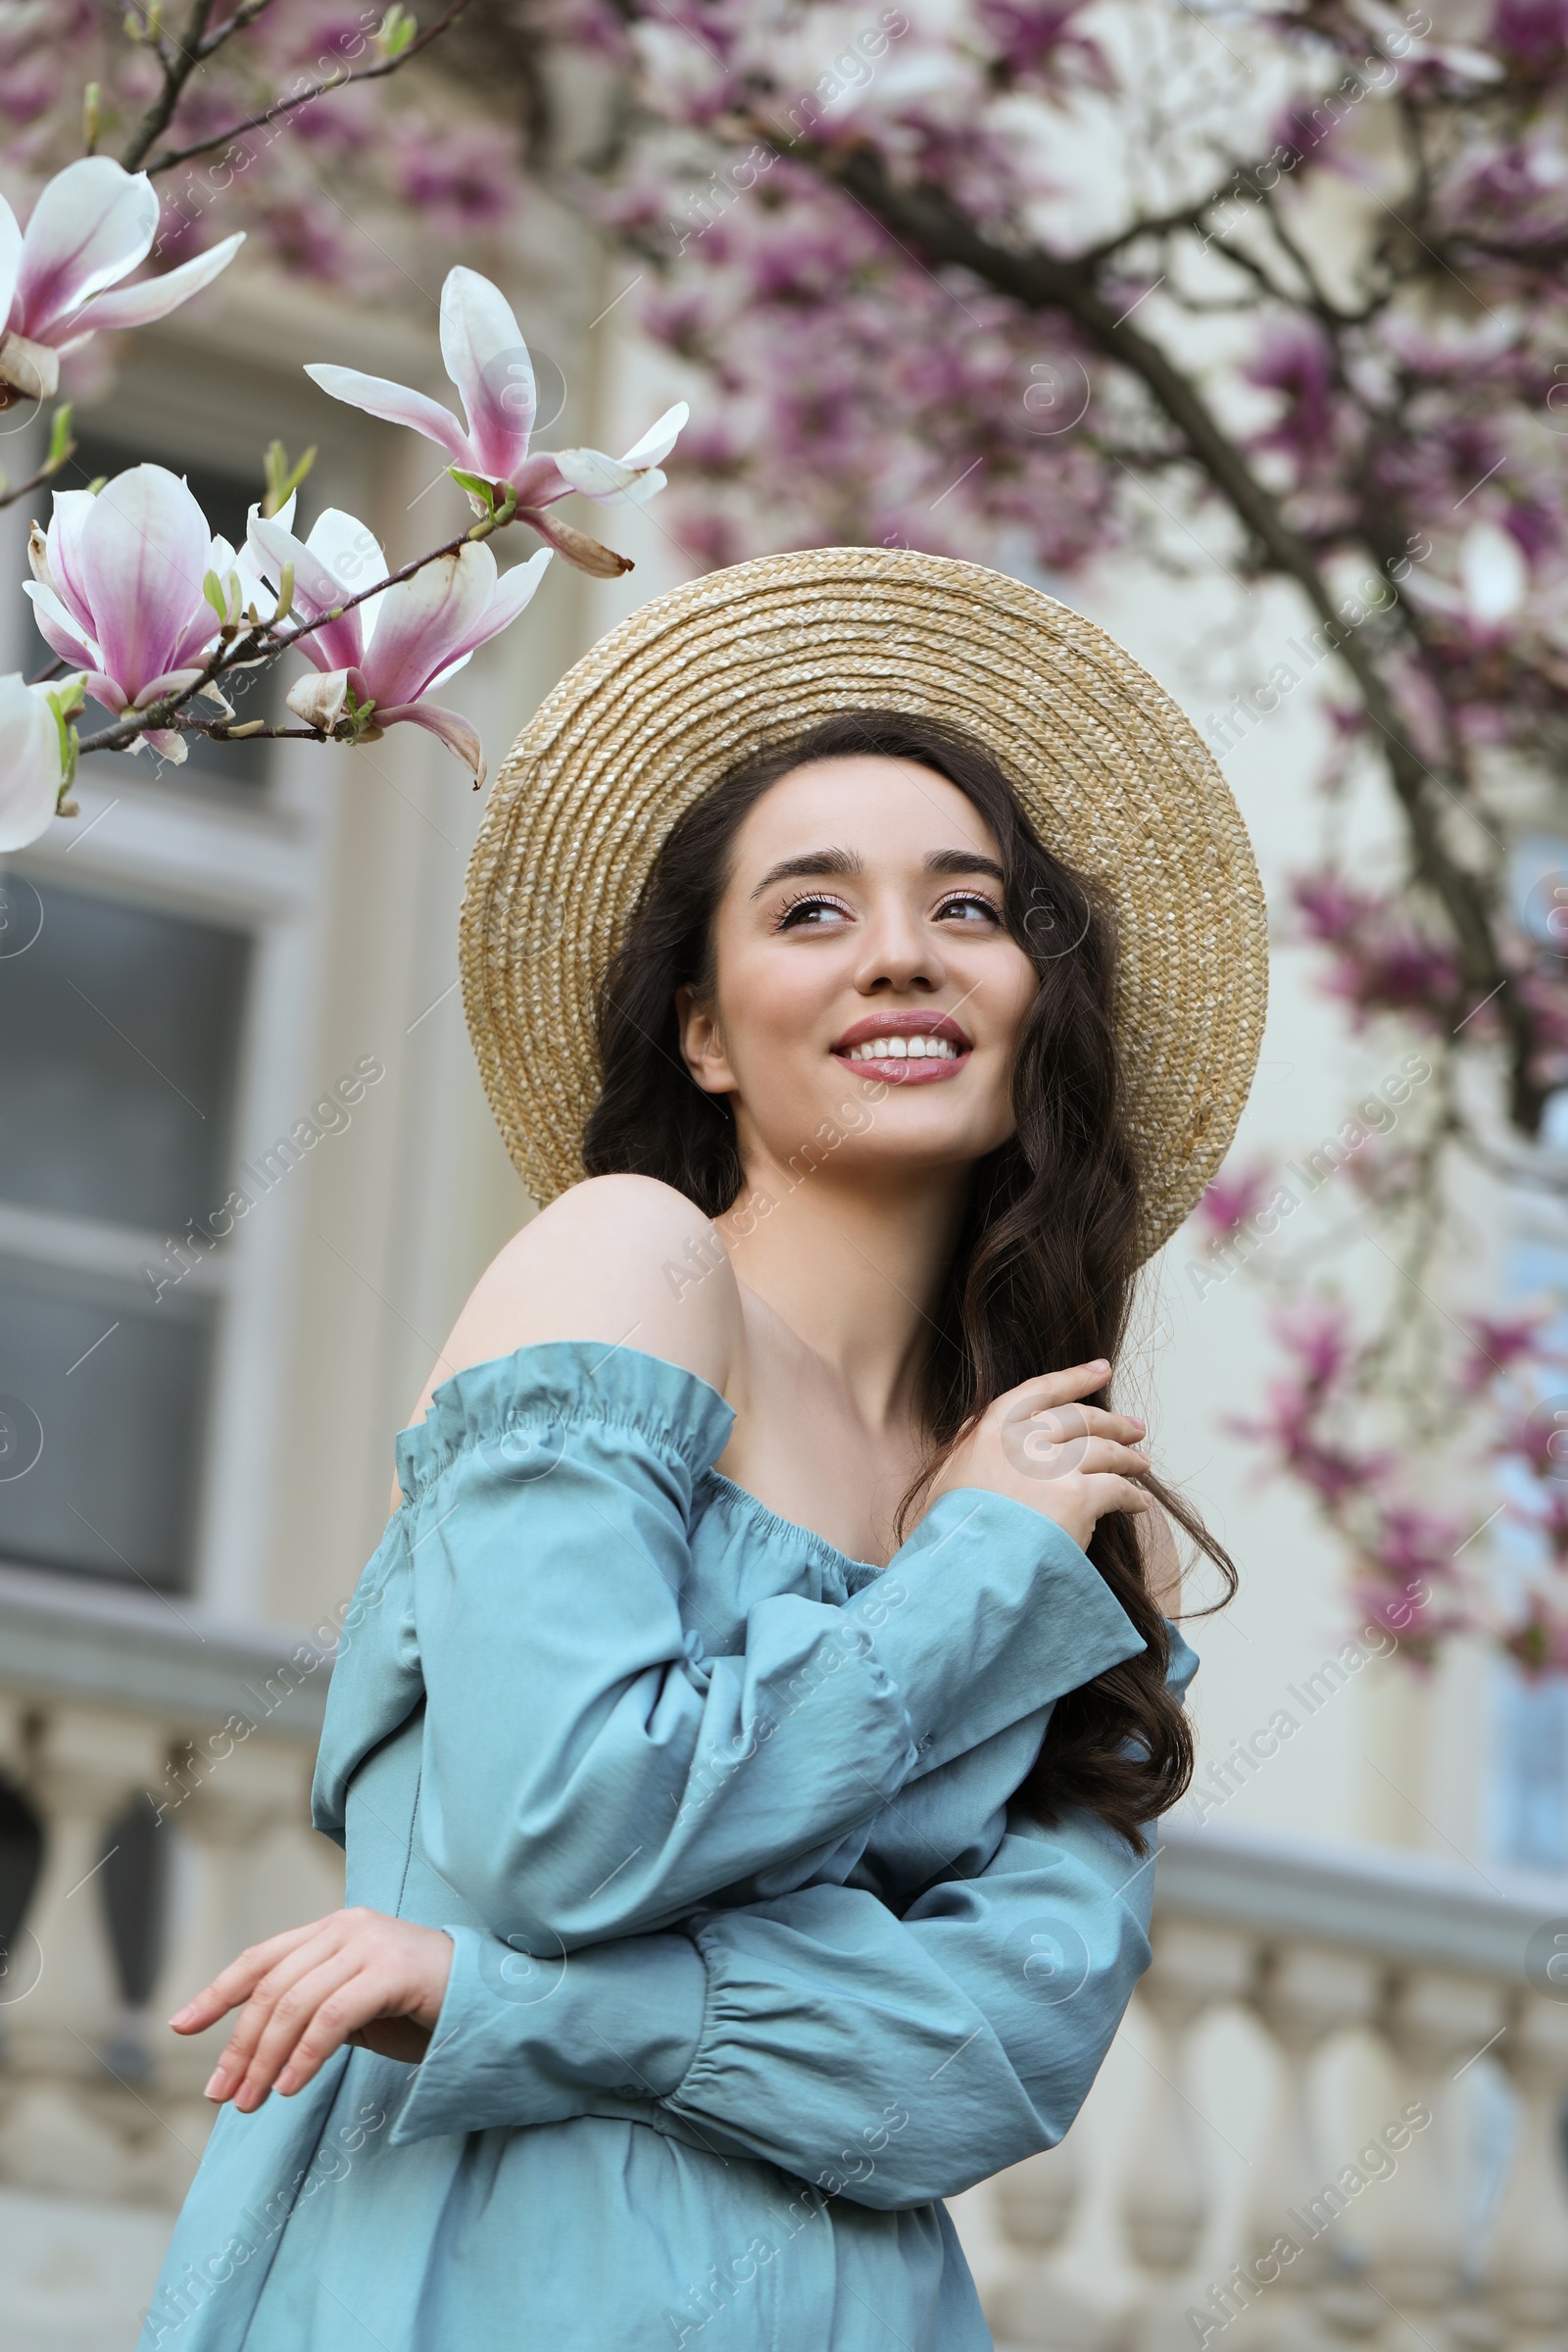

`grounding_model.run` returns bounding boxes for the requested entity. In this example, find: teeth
[843,1035,960,1061]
